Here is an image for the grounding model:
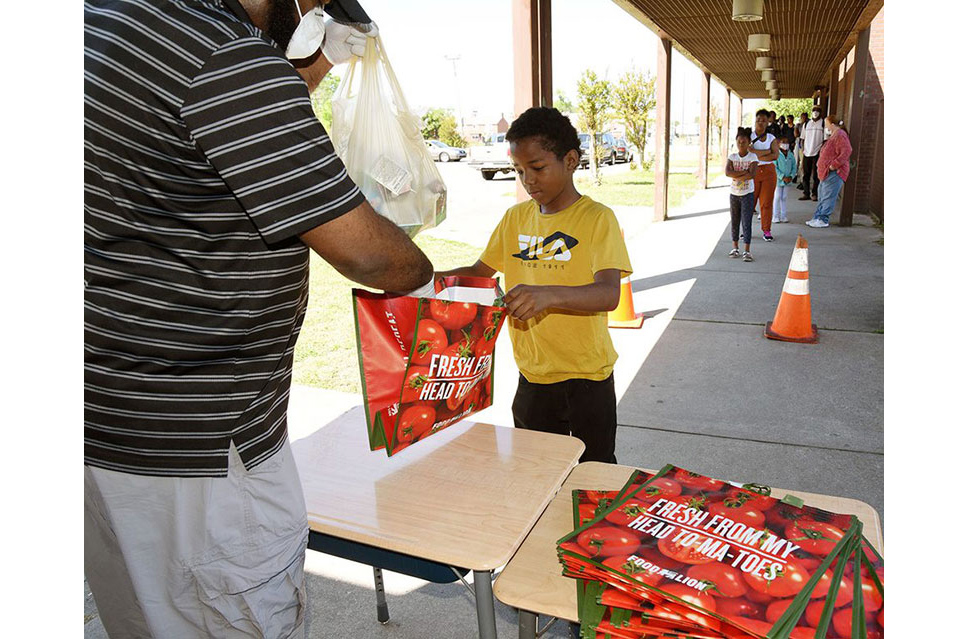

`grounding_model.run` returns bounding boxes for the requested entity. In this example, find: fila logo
[512,232,579,262]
